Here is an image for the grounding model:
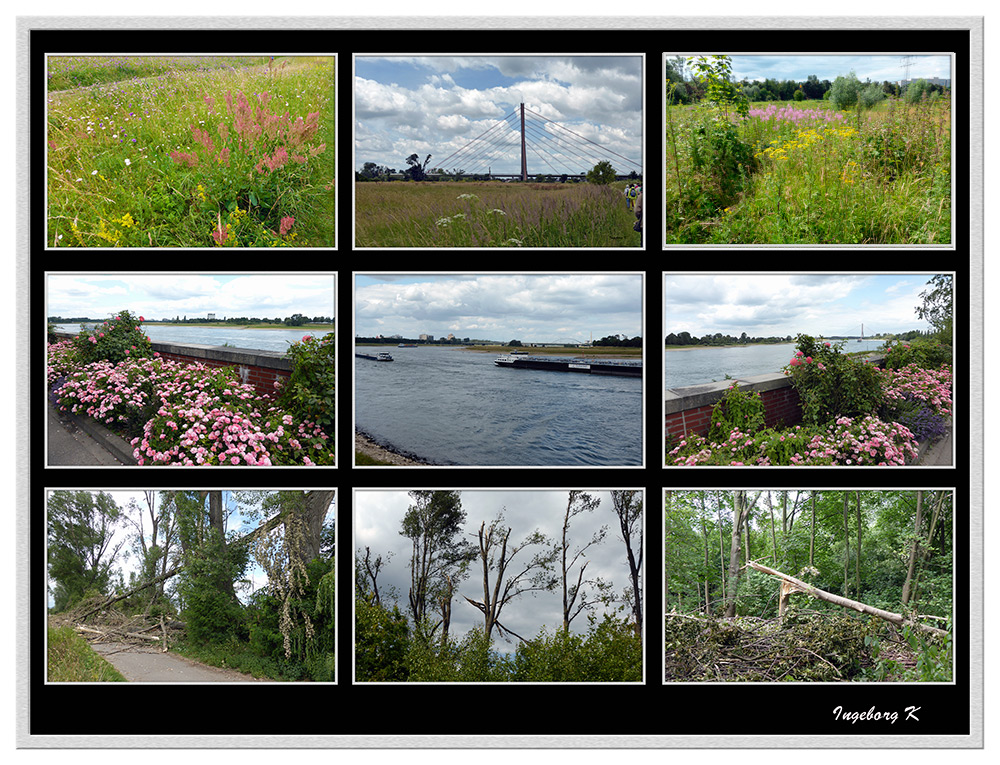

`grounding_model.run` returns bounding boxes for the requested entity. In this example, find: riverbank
[665,343,789,351]
[143,323,335,332]
[464,345,642,357]
[354,430,430,466]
